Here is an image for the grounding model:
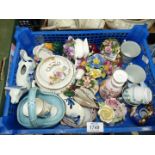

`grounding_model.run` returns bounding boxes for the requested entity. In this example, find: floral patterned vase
[99,69,128,99]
